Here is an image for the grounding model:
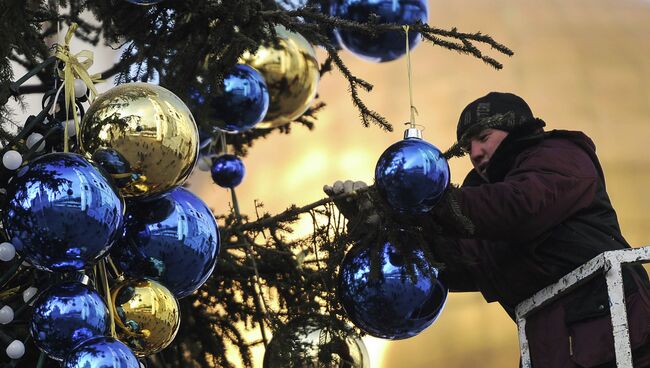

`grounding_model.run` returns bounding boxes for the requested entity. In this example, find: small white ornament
[22,287,38,304]
[2,150,22,170]
[197,155,214,172]
[0,305,14,324]
[74,79,88,99]
[0,242,15,262]
[26,133,46,152]
[62,120,77,137]
[6,340,25,359]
